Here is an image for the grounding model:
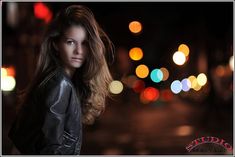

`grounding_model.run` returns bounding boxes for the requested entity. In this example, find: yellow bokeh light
[229,56,234,71]
[178,44,190,56]
[197,73,207,86]
[192,82,202,91]
[129,47,143,61]
[135,64,149,78]
[129,21,142,34]
[160,67,169,81]
[188,75,197,88]
[173,51,186,65]
[1,76,16,91]
[109,80,124,94]
[1,68,7,77]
